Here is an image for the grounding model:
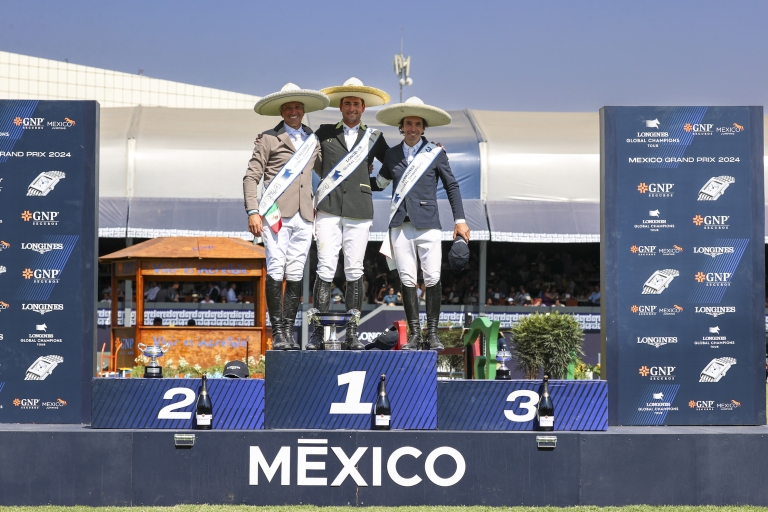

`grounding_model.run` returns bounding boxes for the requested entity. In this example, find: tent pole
[479,240,487,313]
